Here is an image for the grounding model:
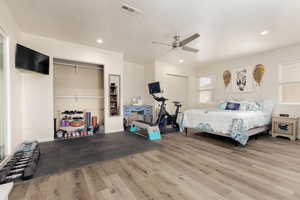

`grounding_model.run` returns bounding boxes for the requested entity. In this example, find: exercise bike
[129,82,182,140]
[150,82,182,133]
